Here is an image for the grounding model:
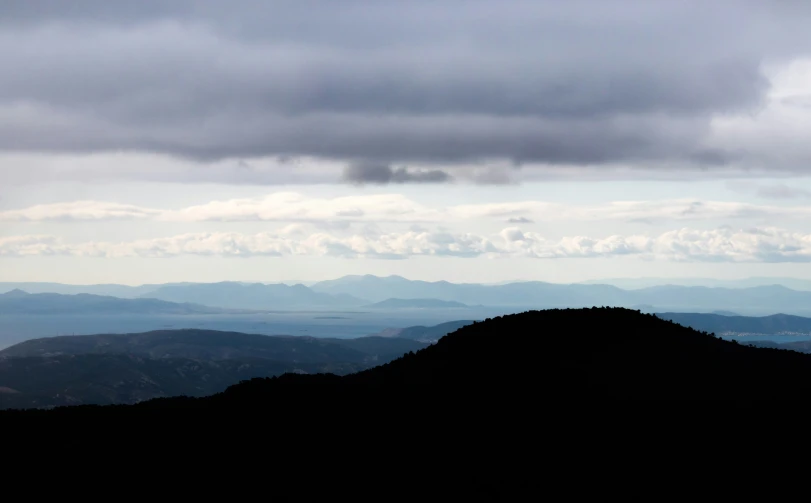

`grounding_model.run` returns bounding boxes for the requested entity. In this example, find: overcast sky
[3,0,811,284]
